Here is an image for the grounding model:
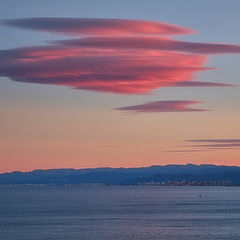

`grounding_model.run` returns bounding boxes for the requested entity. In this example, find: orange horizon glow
[0,17,239,173]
